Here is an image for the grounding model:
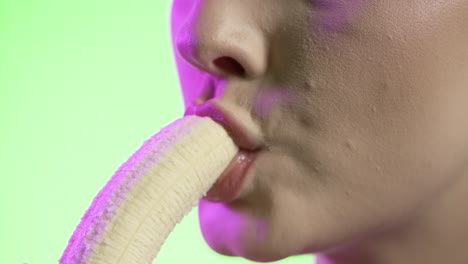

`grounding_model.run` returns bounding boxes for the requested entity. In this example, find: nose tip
[174,2,267,80]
